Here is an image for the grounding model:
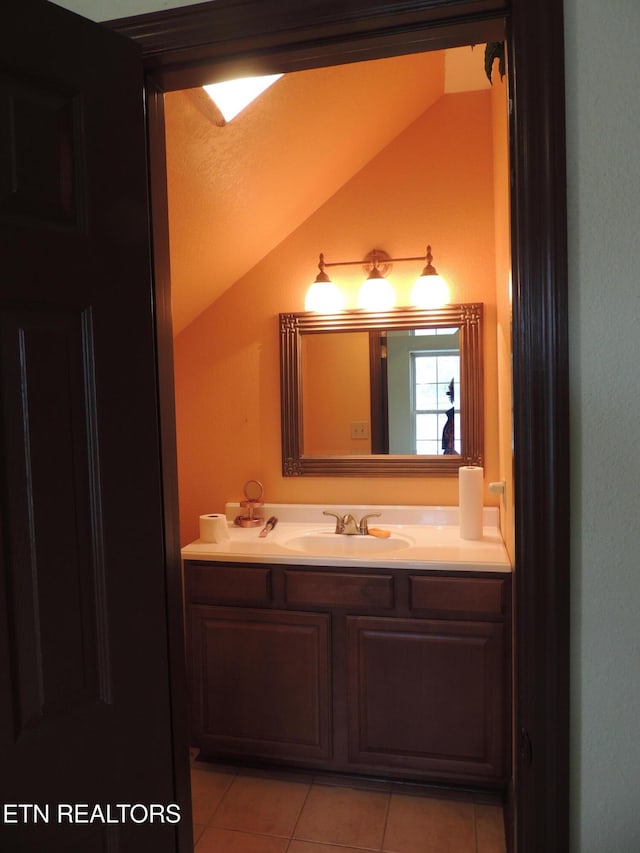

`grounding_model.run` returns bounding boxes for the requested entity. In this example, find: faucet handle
[323,510,344,533]
[358,512,381,534]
